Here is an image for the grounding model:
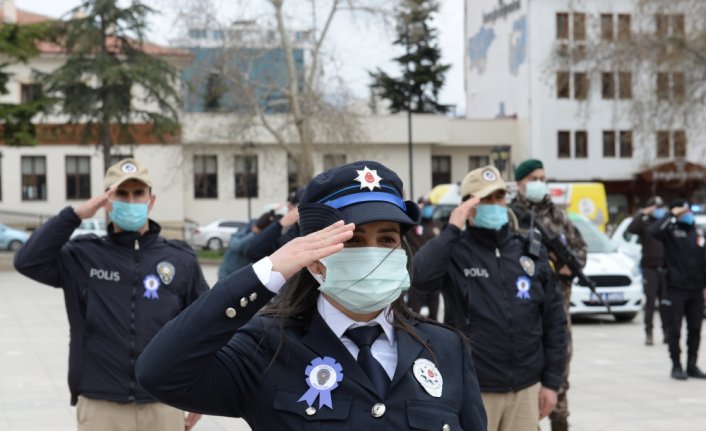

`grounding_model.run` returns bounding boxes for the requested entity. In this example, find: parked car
[192,219,248,251]
[568,213,643,322]
[0,223,30,251]
[70,218,107,239]
[611,214,706,265]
